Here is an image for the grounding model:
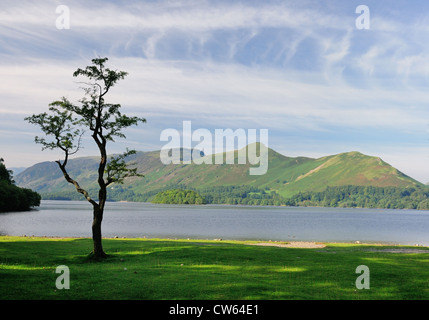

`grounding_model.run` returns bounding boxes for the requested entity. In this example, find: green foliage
[0,182,41,212]
[107,184,285,205]
[0,158,14,184]
[0,158,41,212]
[105,149,143,185]
[70,57,145,142]
[24,57,146,203]
[288,185,429,210]
[197,185,284,206]
[24,104,82,155]
[40,183,429,210]
[24,57,147,257]
[152,189,206,205]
